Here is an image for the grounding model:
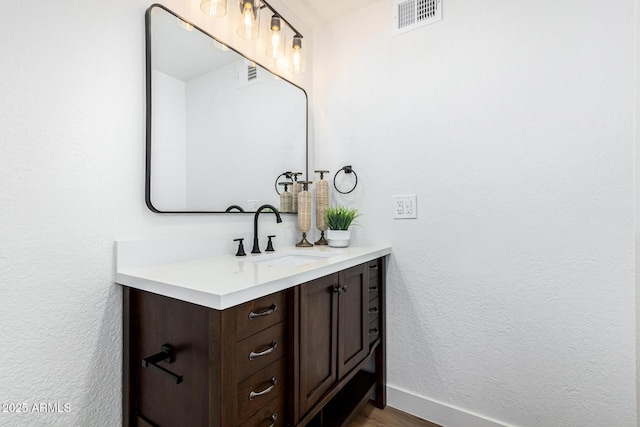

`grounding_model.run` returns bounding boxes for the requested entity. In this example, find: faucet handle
[266,235,276,252]
[234,238,246,257]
